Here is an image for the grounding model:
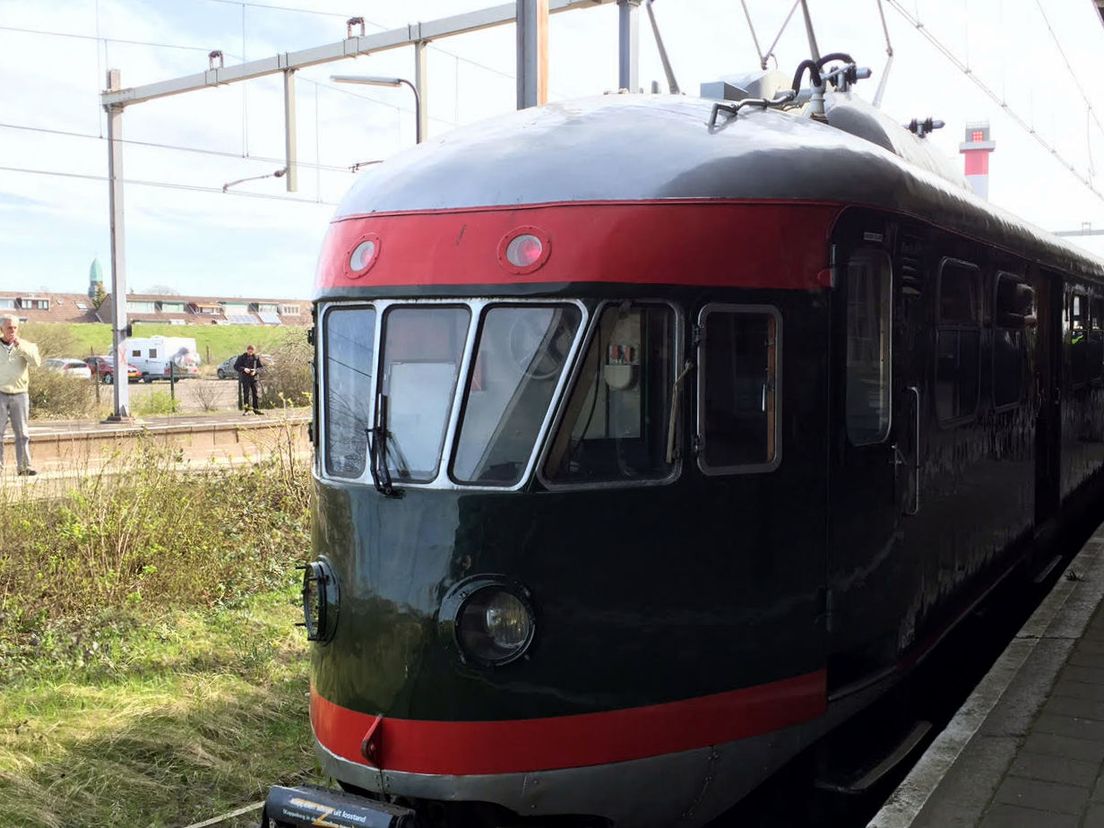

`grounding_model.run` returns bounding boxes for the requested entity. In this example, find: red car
[84,355,141,384]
